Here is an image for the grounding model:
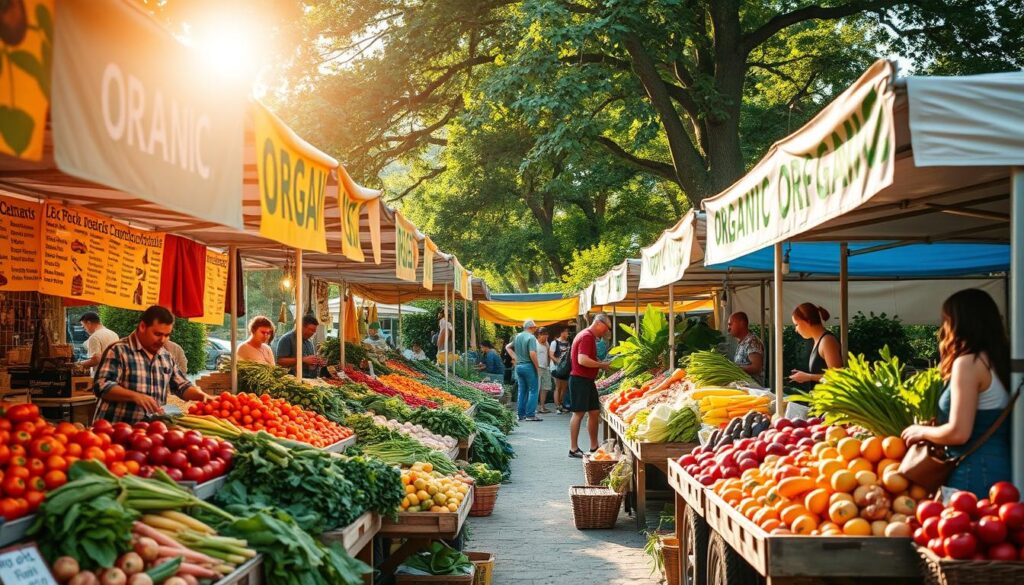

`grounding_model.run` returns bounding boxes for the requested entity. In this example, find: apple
[183,466,205,483]
[977,515,1008,544]
[163,431,185,451]
[977,498,1000,518]
[183,431,203,448]
[987,542,1018,561]
[124,451,147,465]
[950,491,979,516]
[130,434,153,453]
[943,533,977,560]
[766,443,787,456]
[990,482,1021,506]
[917,500,945,524]
[999,503,1024,530]
[165,451,189,470]
[773,418,794,431]
[147,446,171,466]
[938,511,971,539]
[146,421,168,435]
